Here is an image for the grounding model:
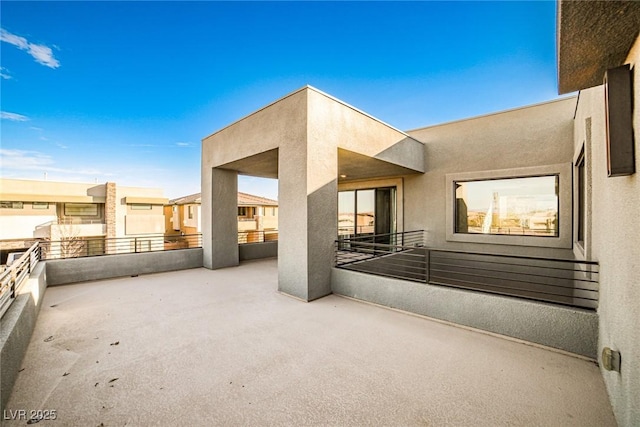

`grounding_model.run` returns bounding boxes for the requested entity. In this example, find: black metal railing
[238,230,278,244]
[335,231,599,310]
[336,231,427,281]
[0,242,41,319]
[39,233,202,260]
